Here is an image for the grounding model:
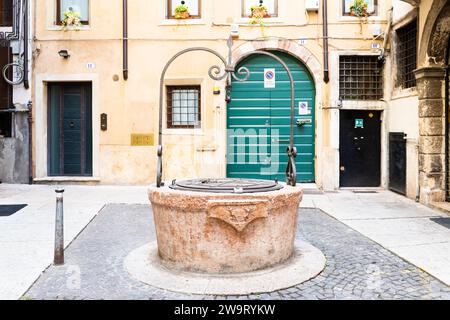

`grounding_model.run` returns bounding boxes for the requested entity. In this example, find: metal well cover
[169,178,283,194]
